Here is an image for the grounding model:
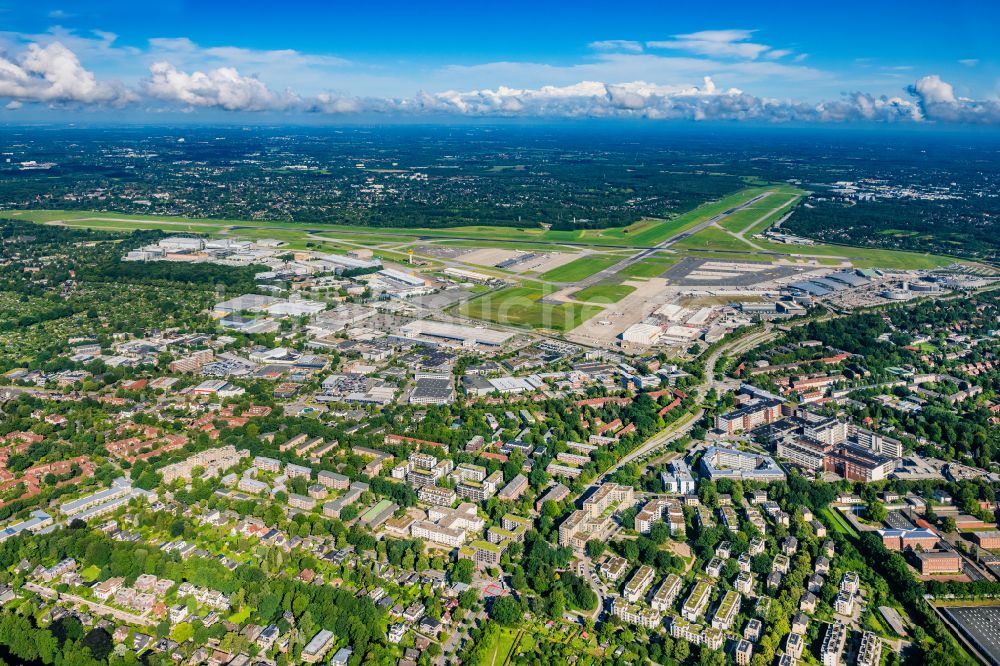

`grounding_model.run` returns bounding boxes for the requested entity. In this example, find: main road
[570,324,777,621]
[589,324,777,485]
